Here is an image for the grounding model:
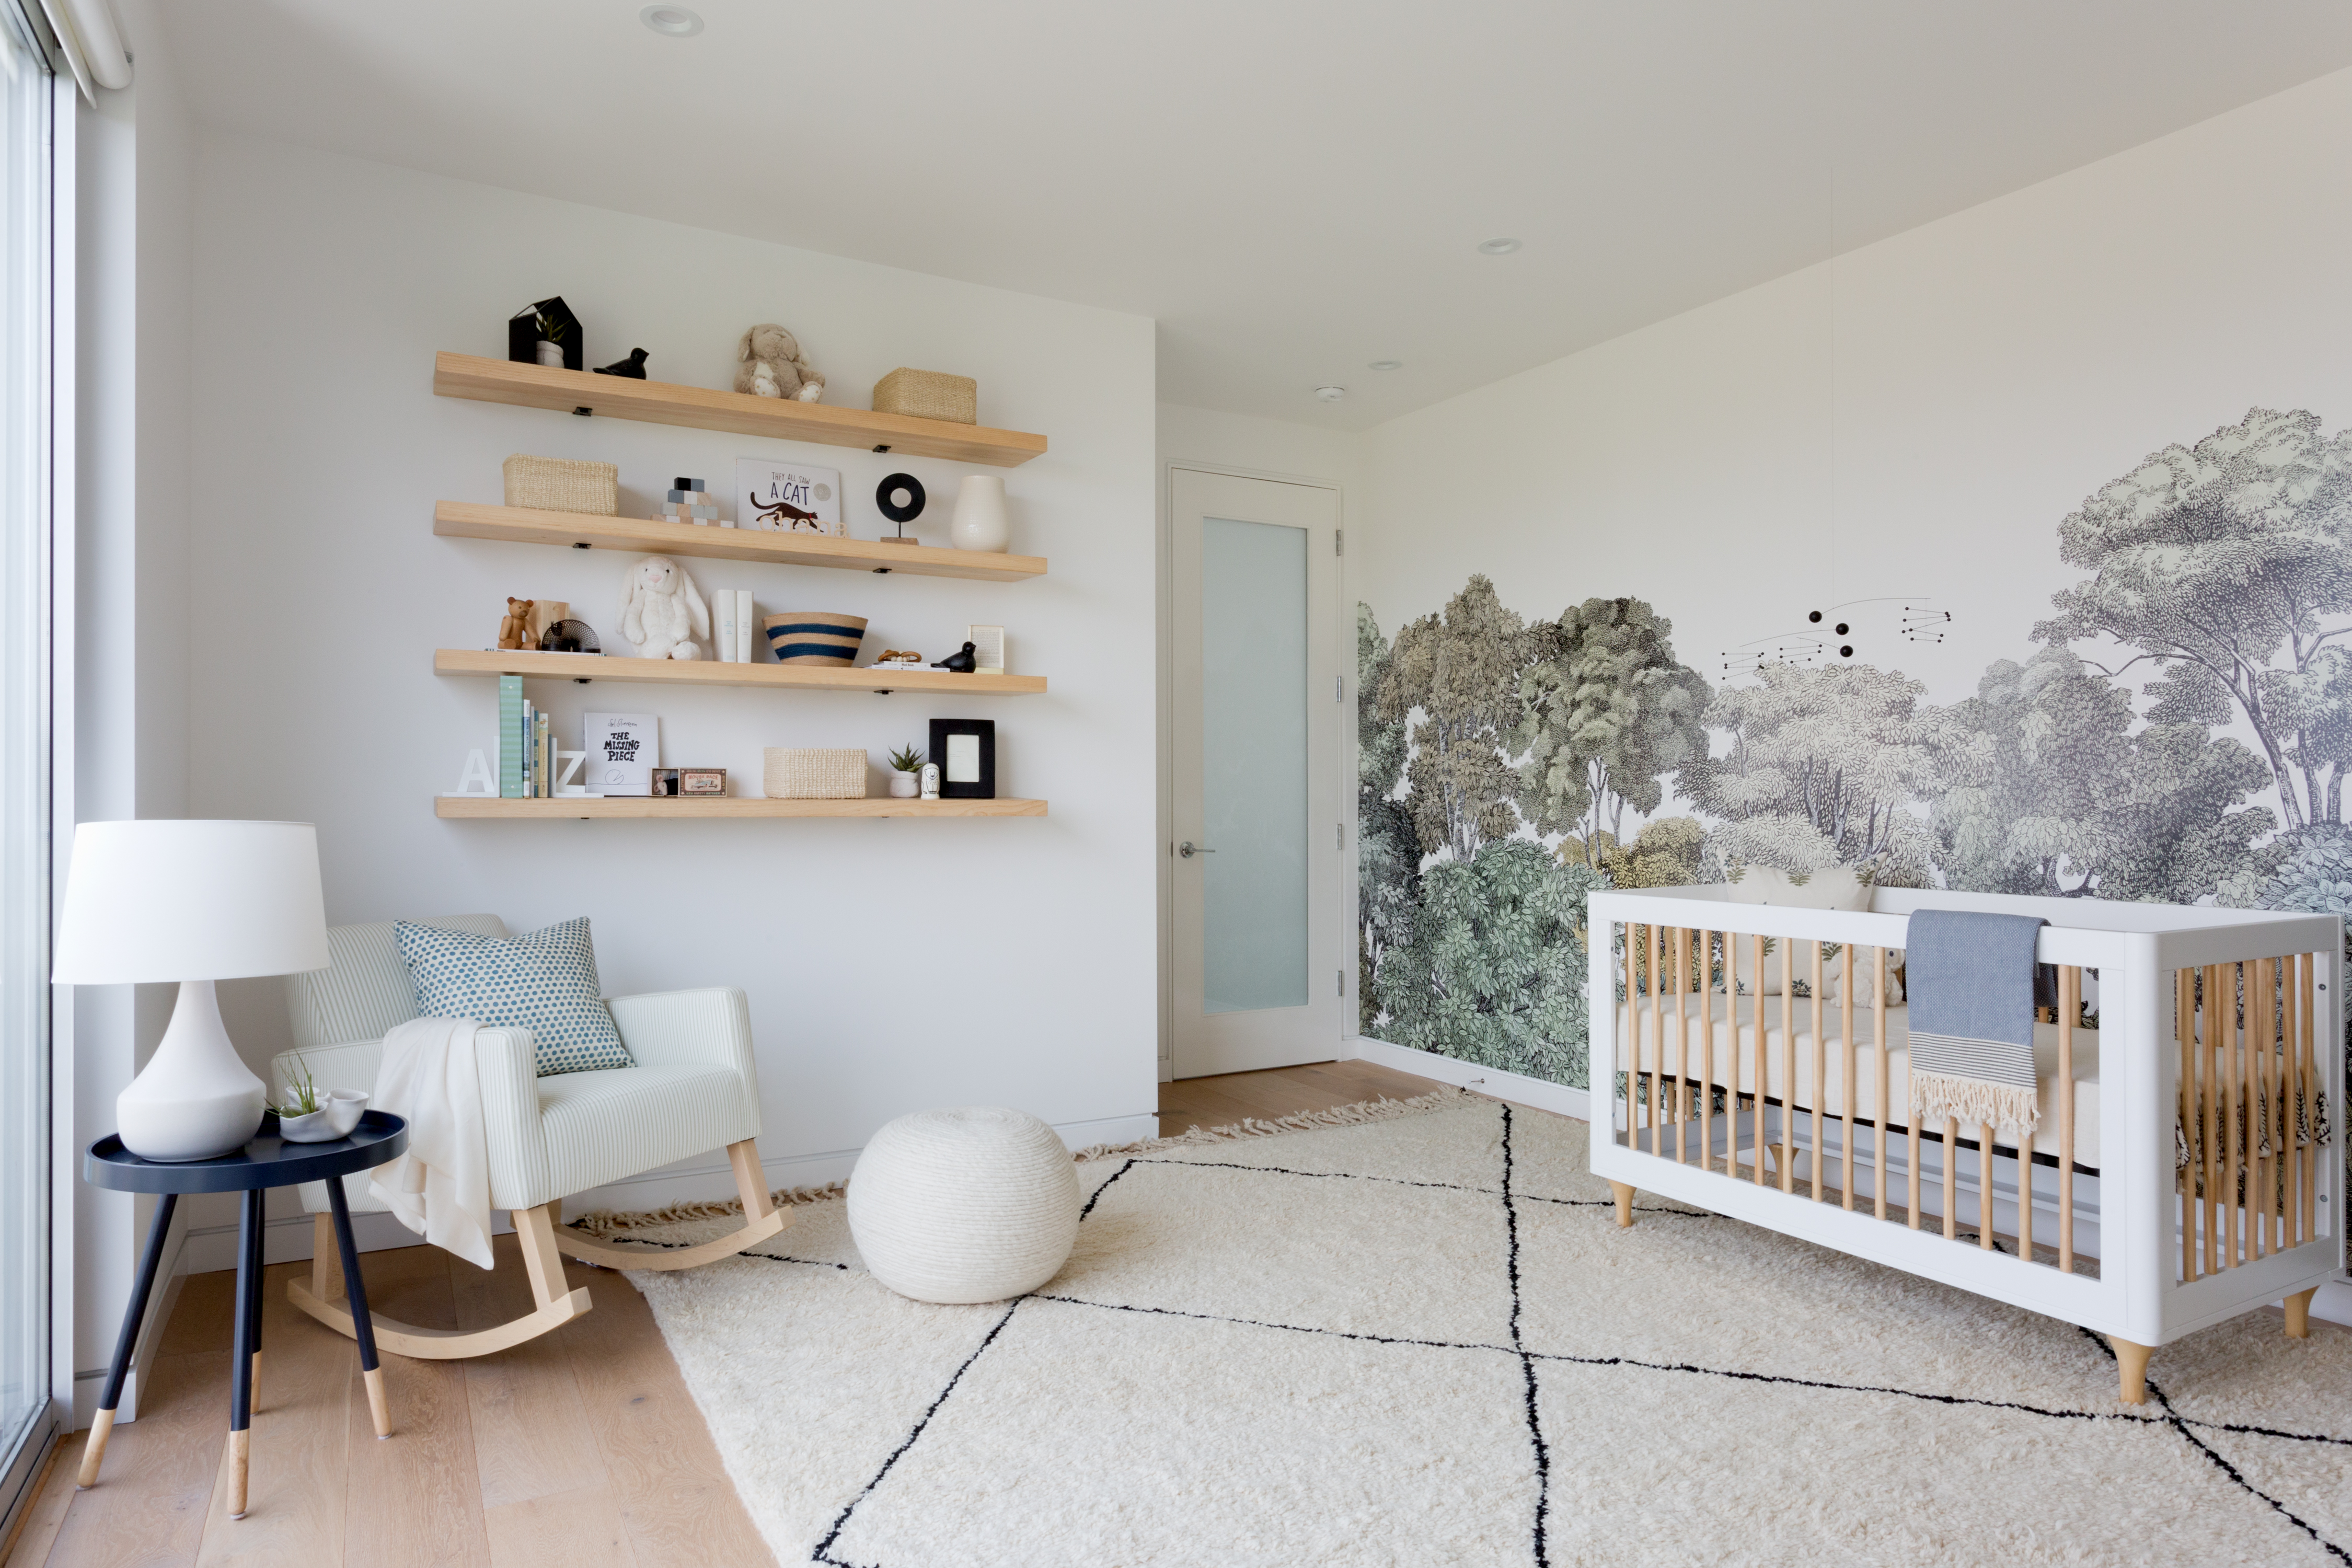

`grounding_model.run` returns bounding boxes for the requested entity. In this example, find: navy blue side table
[80,1110,407,1519]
